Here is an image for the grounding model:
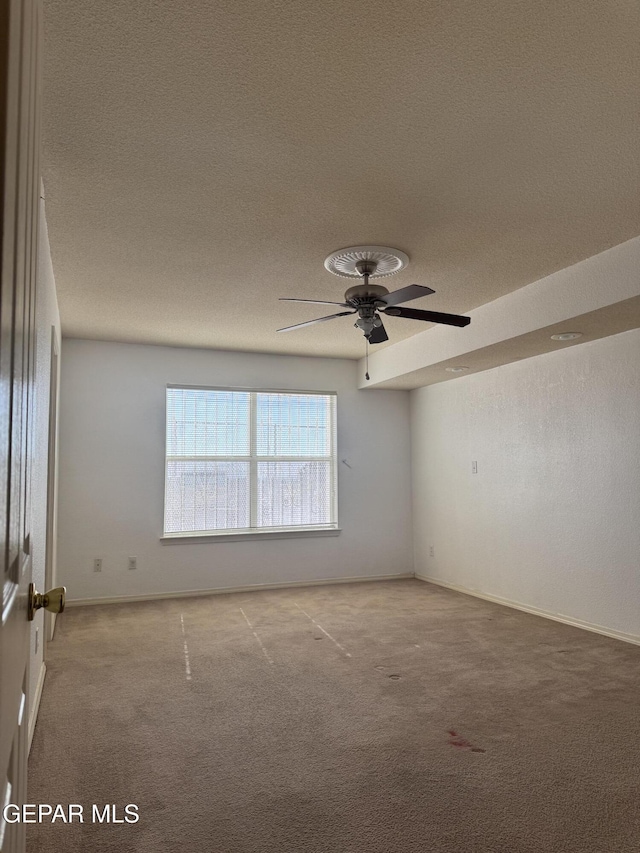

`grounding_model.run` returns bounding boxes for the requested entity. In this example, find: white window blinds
[164,387,337,535]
